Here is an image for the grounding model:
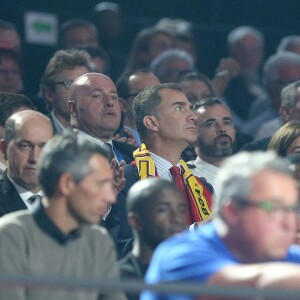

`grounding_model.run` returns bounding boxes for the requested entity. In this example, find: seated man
[142,151,300,300]
[0,110,53,216]
[119,178,187,299]
[0,130,126,300]
[116,83,214,241]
